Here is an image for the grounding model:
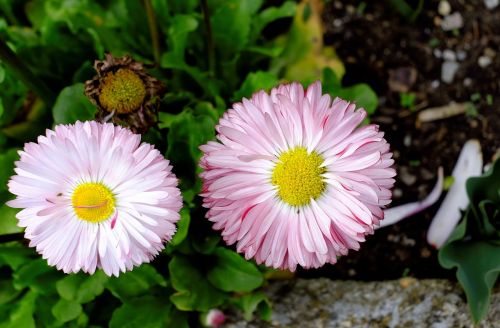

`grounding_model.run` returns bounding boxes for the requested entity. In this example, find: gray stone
[441,61,460,83]
[478,56,493,68]
[441,12,463,31]
[227,279,500,328]
[485,0,499,9]
[442,50,456,61]
[438,1,451,16]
